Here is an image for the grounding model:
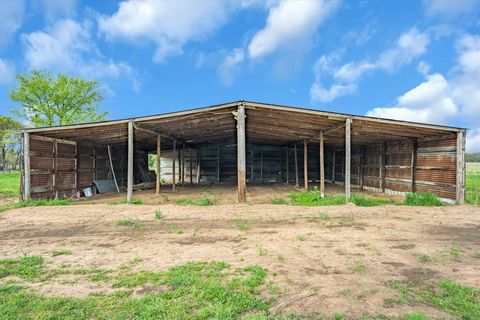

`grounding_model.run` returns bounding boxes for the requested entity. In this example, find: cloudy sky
[0,0,479,151]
